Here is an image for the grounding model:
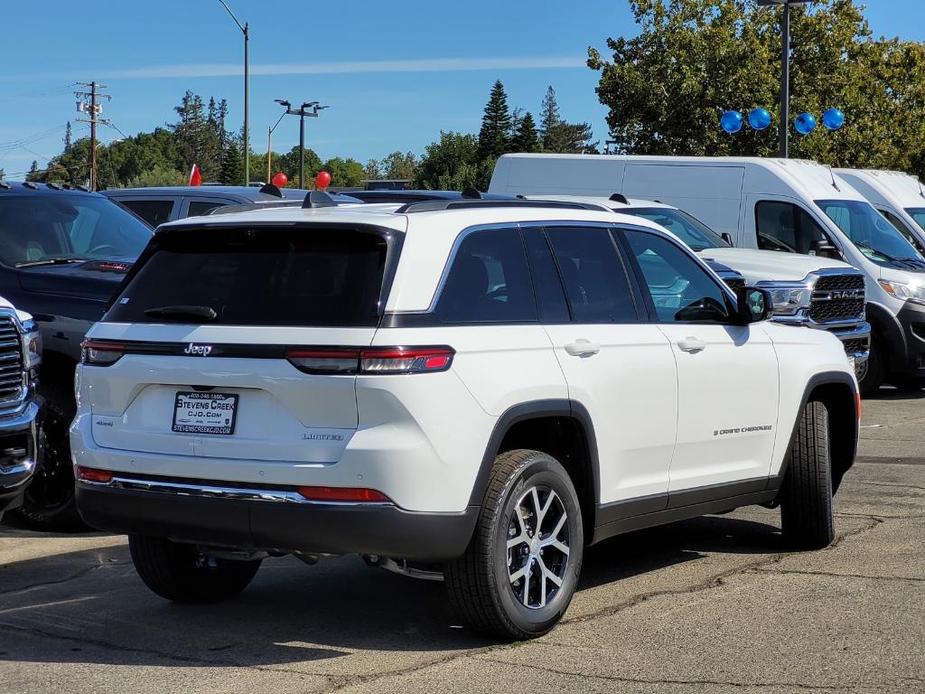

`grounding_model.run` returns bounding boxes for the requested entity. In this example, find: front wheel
[780,401,835,550]
[445,450,583,640]
[129,535,262,603]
